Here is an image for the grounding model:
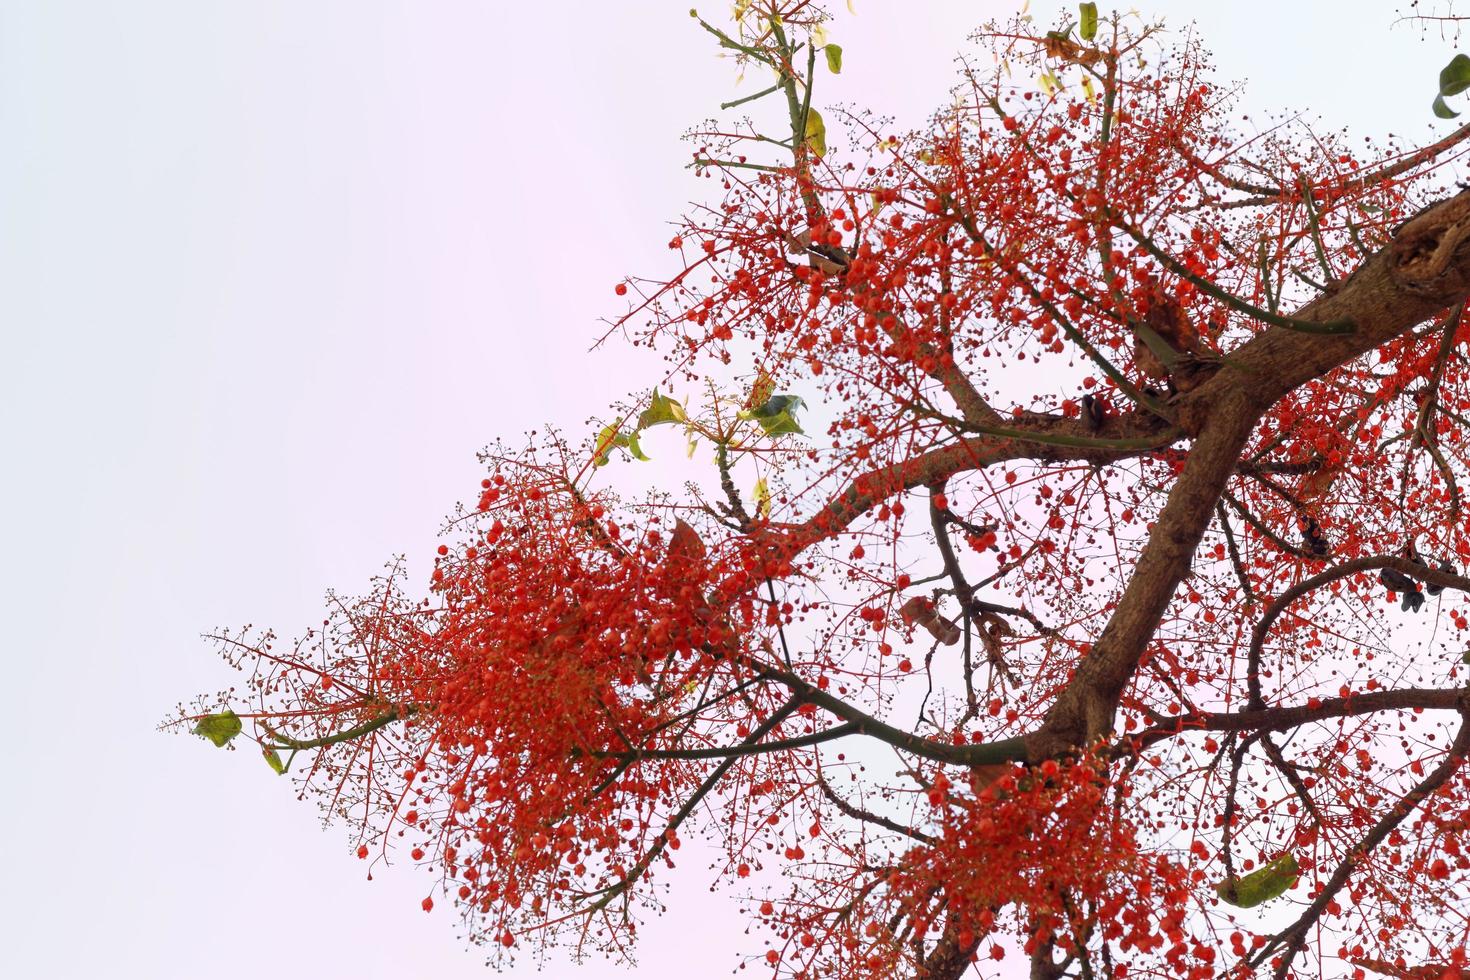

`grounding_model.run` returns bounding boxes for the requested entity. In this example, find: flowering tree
[172,3,1470,977]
